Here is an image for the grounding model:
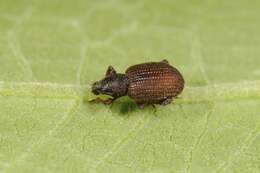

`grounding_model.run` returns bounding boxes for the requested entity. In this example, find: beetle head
[91,66,129,98]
